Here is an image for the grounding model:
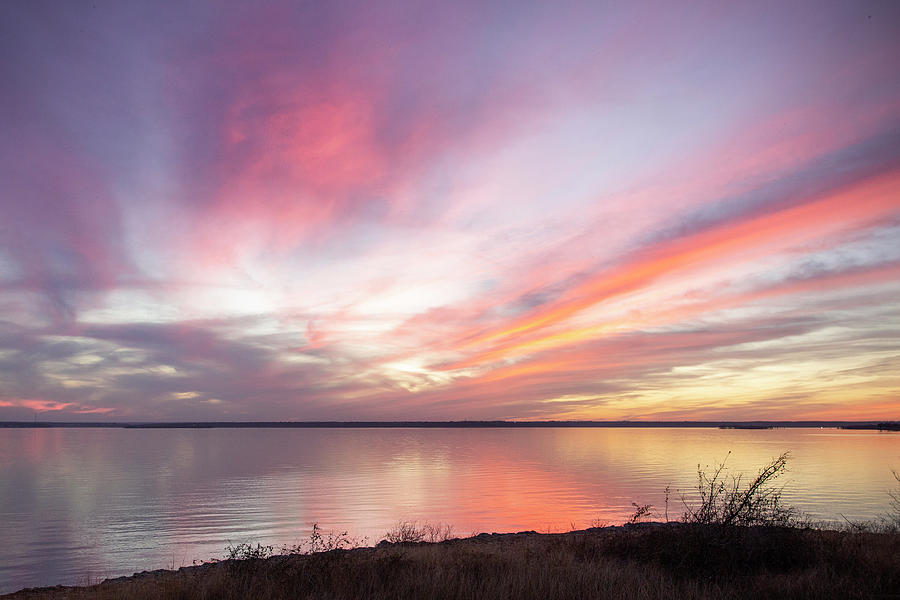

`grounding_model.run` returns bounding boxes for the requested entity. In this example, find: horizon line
[2,419,898,429]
